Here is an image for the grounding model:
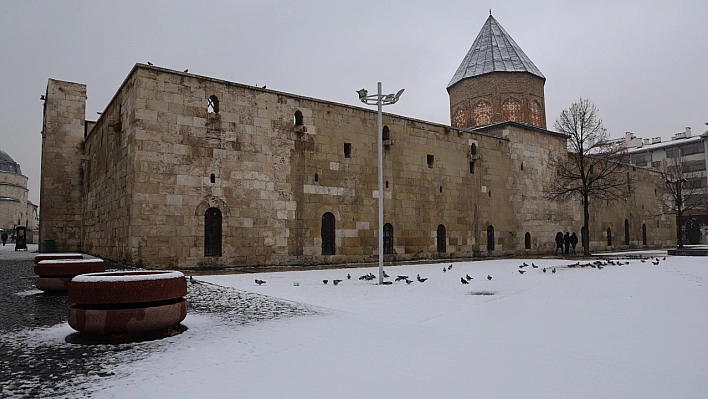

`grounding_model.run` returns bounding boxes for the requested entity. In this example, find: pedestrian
[10,234,15,244]
[563,232,570,255]
[1,231,7,246]
[570,232,578,254]
[554,232,564,256]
